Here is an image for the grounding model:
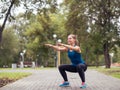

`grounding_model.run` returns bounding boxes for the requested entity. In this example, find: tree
[62,0,91,63]
[24,12,66,66]
[0,0,15,43]
[62,0,120,68]
[88,0,120,68]
[0,0,58,67]
[0,28,19,67]
[0,0,58,43]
